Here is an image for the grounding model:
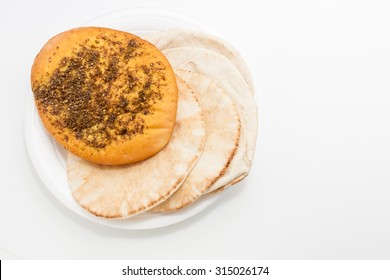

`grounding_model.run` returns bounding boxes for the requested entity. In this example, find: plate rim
[81,6,220,35]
